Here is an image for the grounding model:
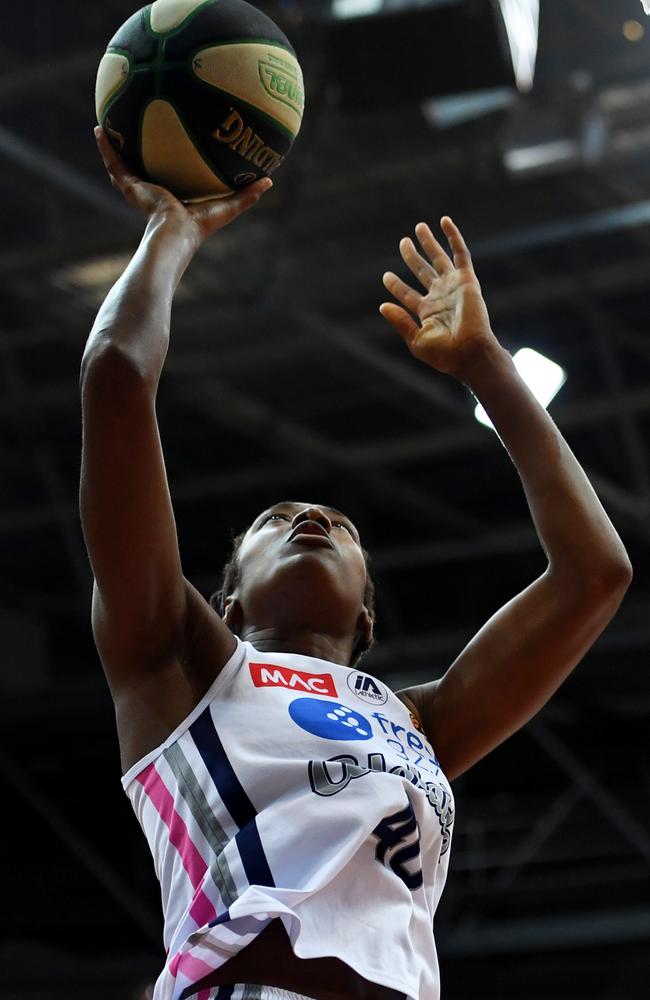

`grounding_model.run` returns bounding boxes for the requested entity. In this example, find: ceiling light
[52,253,193,307]
[53,254,133,290]
[497,0,539,92]
[421,87,515,129]
[474,348,566,430]
[332,0,383,18]
[623,20,645,41]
